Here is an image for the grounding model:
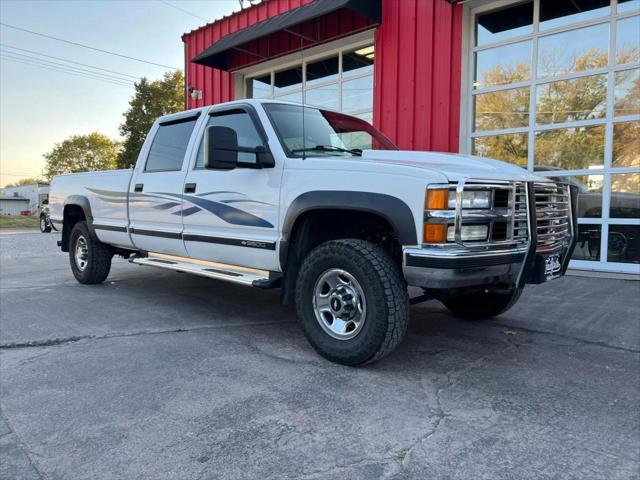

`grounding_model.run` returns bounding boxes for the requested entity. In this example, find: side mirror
[255,146,275,168]
[204,125,238,170]
[41,199,49,205]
